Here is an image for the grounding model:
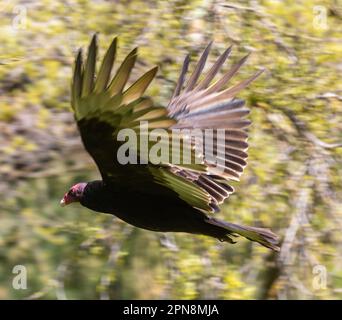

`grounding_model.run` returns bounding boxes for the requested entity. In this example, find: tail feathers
[207,218,280,251]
